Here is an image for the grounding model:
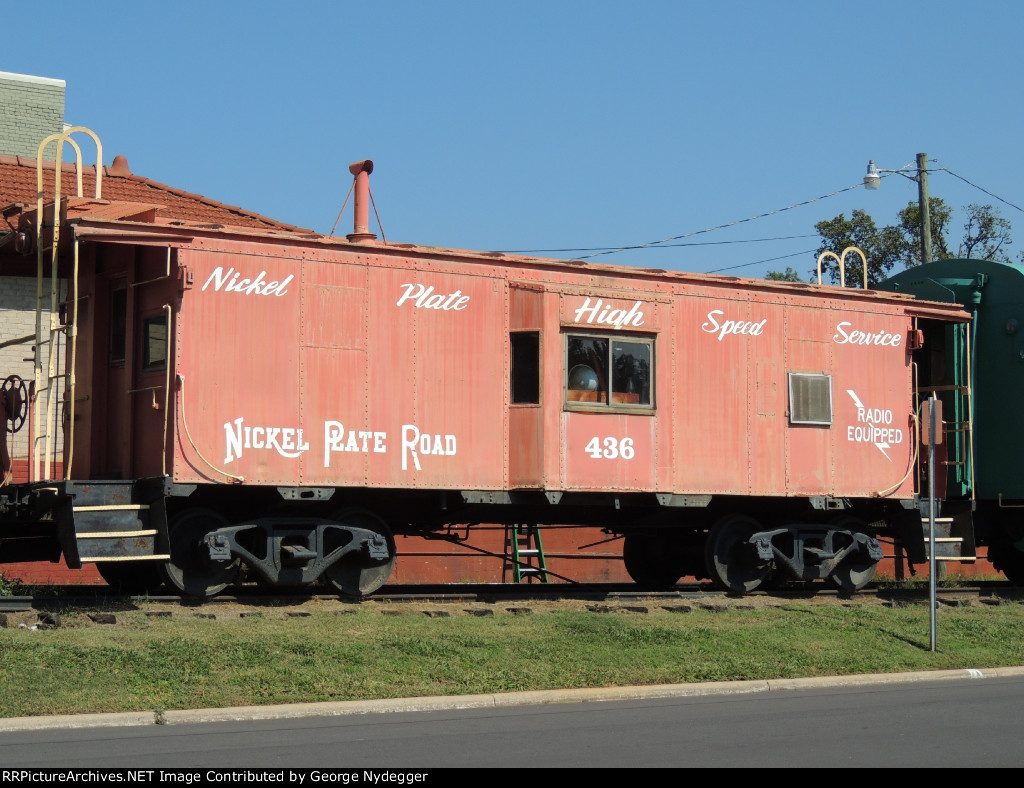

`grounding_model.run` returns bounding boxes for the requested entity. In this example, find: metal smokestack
[346,160,377,242]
